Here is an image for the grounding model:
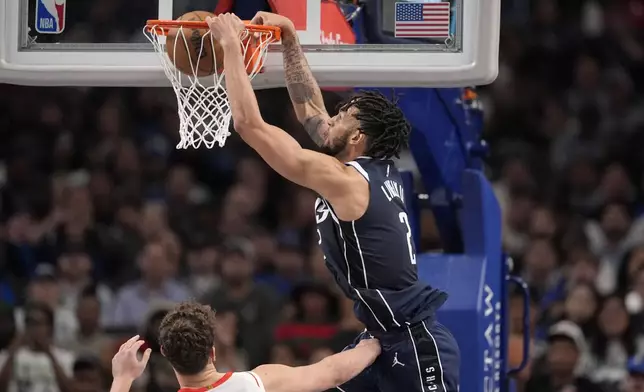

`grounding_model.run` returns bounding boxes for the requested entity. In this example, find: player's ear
[160,345,166,357]
[210,346,216,362]
[349,129,364,146]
